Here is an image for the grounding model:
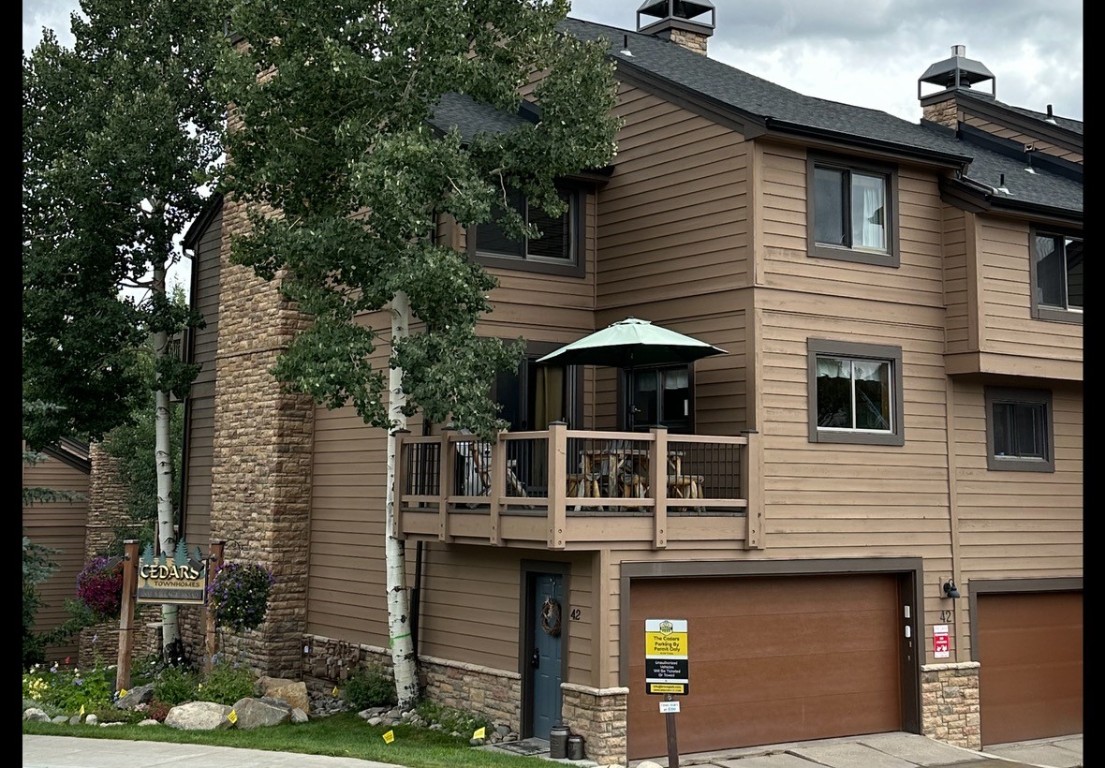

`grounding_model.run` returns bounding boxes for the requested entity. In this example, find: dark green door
[529,572,564,740]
